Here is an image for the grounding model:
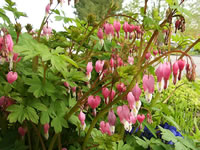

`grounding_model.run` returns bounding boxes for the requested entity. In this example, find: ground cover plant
[0,0,200,150]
